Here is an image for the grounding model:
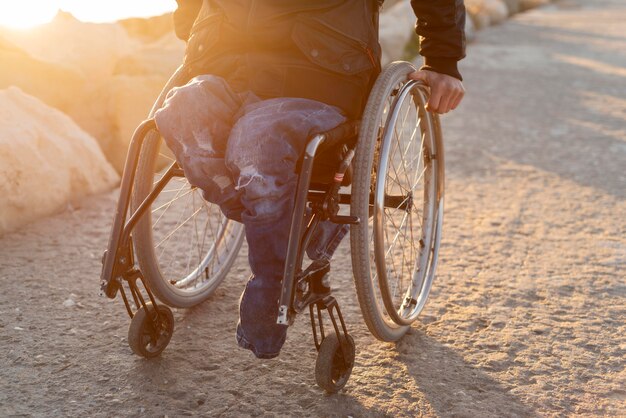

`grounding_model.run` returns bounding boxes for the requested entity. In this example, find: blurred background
[0,0,548,234]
